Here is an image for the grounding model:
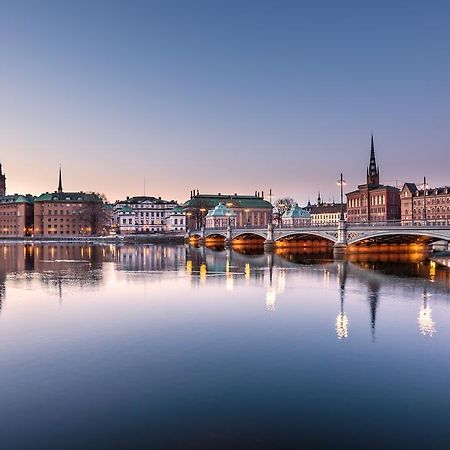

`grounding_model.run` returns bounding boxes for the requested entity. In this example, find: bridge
[188,222,450,252]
